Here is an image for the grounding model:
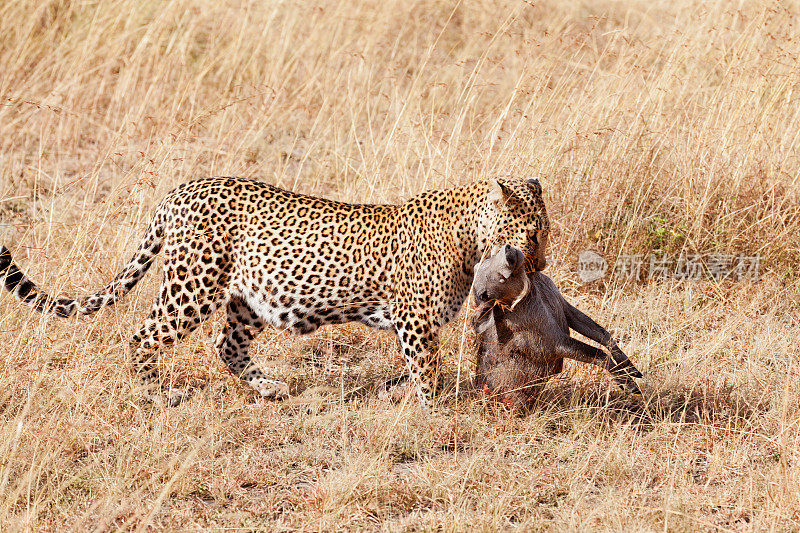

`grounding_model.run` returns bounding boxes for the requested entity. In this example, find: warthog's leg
[562,302,642,385]
[556,336,641,394]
